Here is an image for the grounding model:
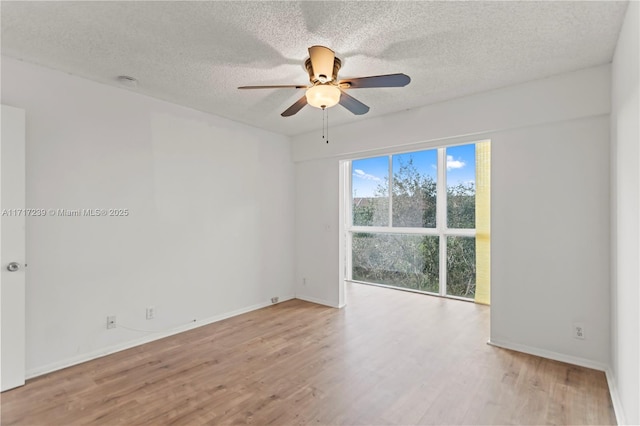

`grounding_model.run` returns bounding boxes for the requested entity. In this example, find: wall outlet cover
[107,316,116,329]
[573,322,585,339]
